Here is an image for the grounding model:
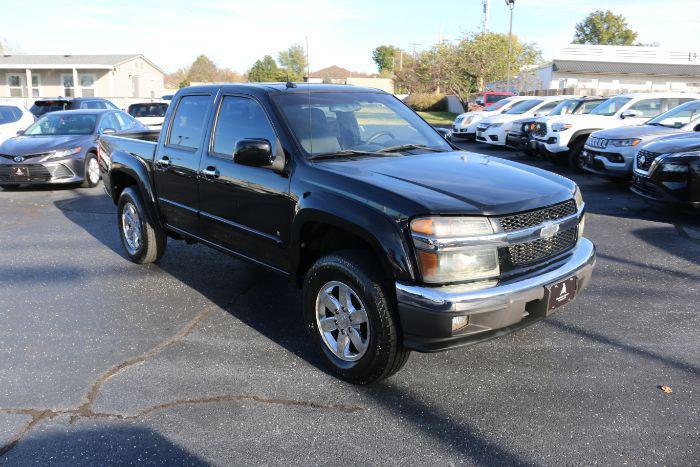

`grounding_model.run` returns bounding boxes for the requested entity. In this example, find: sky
[1,0,699,75]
